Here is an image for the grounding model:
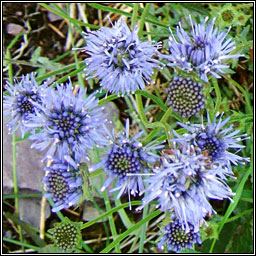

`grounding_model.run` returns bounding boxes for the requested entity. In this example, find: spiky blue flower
[3,73,50,137]
[172,112,250,178]
[138,143,235,232]
[42,156,83,212]
[166,76,205,117]
[163,16,242,82]
[90,119,163,201]
[81,19,163,96]
[27,81,108,163]
[158,217,202,253]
